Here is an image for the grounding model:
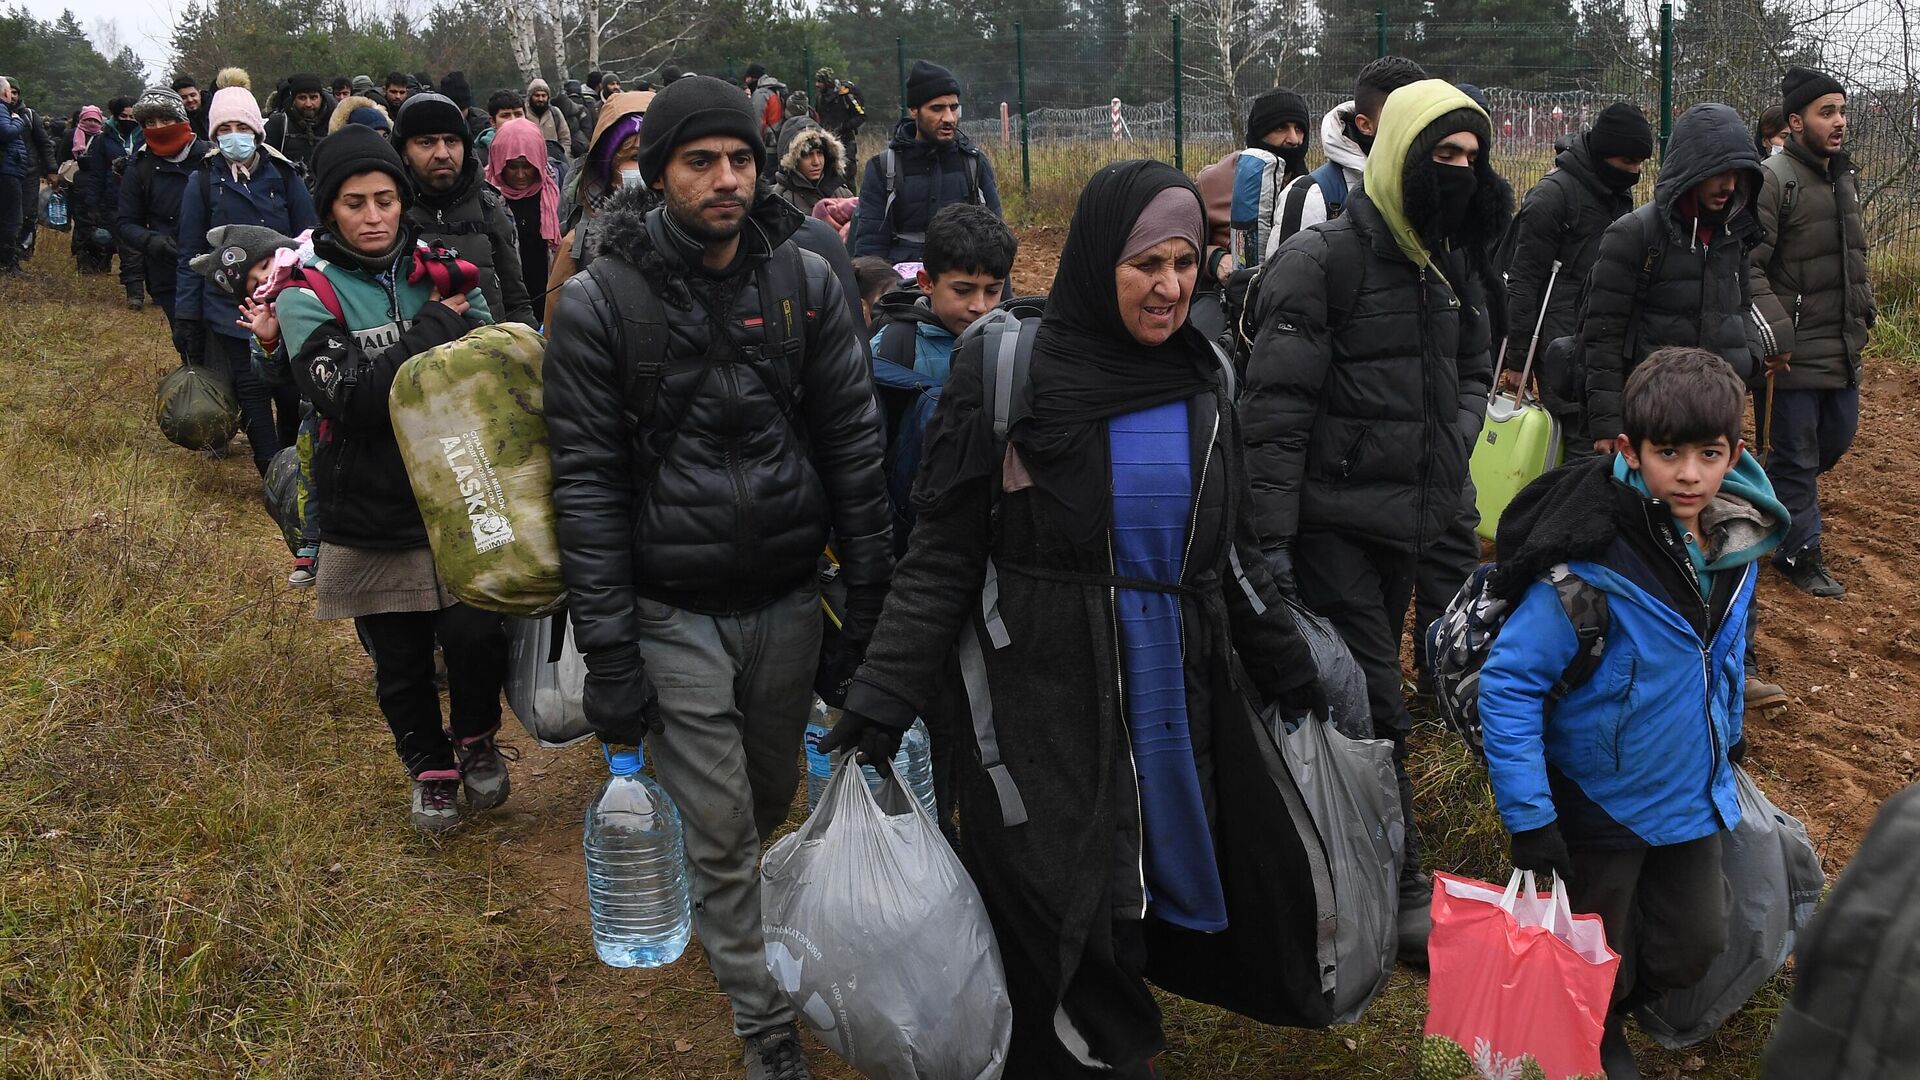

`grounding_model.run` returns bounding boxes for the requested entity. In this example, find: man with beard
[173,75,207,138]
[542,75,889,1080]
[1749,66,1872,600]
[393,92,535,327]
[1196,87,1313,281]
[264,73,331,173]
[525,78,571,164]
[1242,79,1508,968]
[852,59,1001,262]
[382,72,412,115]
